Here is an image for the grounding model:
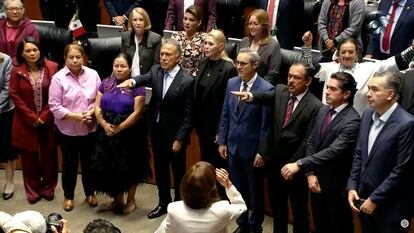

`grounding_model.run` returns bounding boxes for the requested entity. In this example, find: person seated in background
[155,161,247,233]
[93,53,151,214]
[121,7,161,77]
[317,0,365,60]
[165,0,216,32]
[301,31,414,115]
[0,0,39,58]
[83,219,121,233]
[172,5,206,77]
[240,9,281,85]
[9,37,58,204]
[104,0,141,30]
